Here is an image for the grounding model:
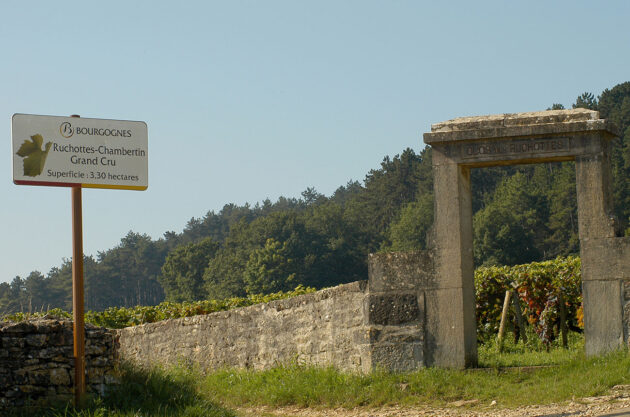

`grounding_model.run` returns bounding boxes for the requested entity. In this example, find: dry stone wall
[118,270,429,374]
[0,317,117,410]
[118,282,372,372]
